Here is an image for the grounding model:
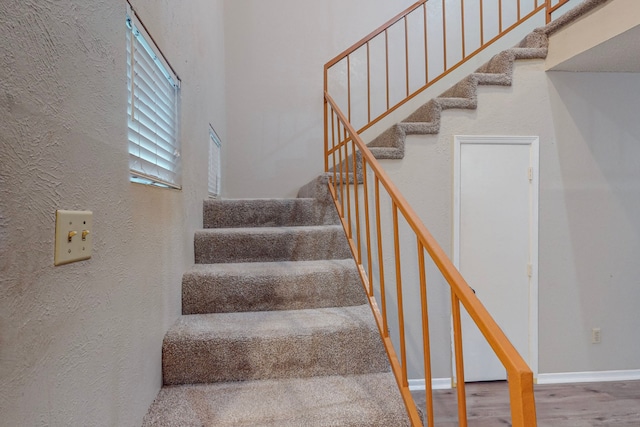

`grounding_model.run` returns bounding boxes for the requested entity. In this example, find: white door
[453,135,538,383]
